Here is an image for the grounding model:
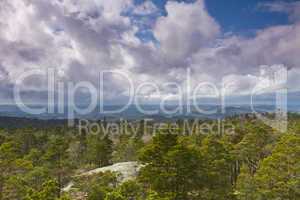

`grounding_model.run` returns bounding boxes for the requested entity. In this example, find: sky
[0,0,300,105]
